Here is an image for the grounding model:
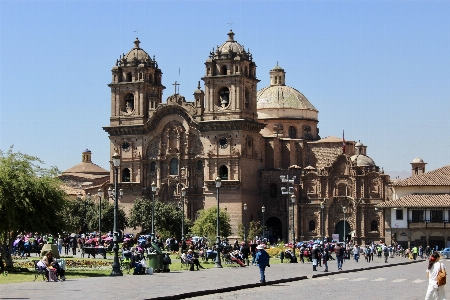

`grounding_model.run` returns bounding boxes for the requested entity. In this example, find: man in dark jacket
[240,242,250,266]
[255,245,270,284]
[335,243,344,270]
